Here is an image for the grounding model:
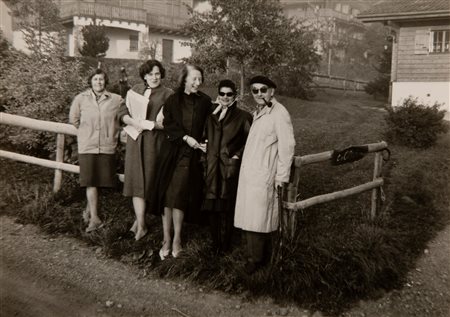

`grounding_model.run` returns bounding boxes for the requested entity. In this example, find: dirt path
[0,216,302,317]
[1,215,449,317]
